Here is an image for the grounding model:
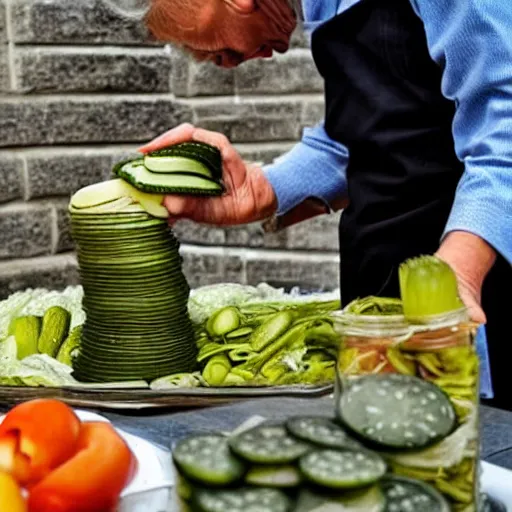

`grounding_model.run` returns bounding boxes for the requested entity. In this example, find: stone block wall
[0,0,340,299]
